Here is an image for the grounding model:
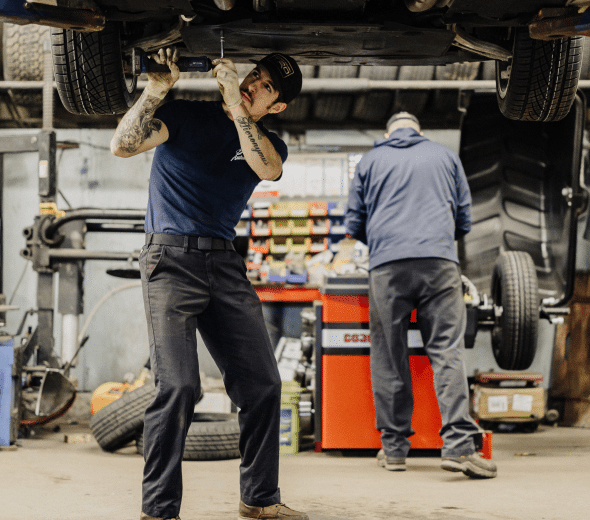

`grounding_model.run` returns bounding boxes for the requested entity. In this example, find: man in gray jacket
[345,112,497,479]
